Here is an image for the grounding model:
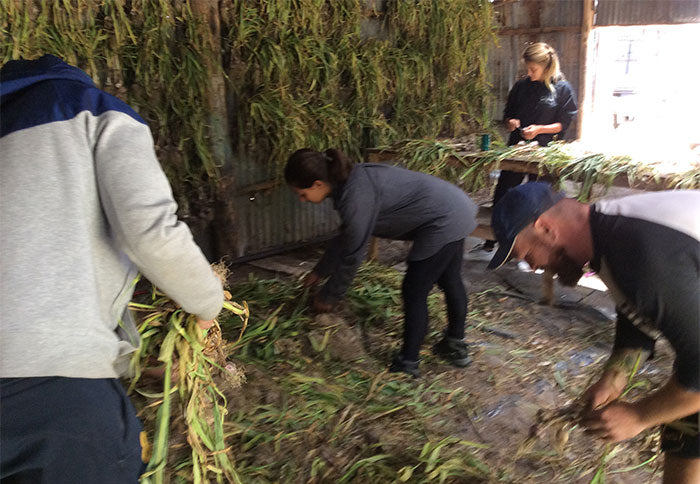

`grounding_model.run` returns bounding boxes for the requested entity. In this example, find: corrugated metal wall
[230,156,339,260]
[487,0,583,138]
[596,0,700,26]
